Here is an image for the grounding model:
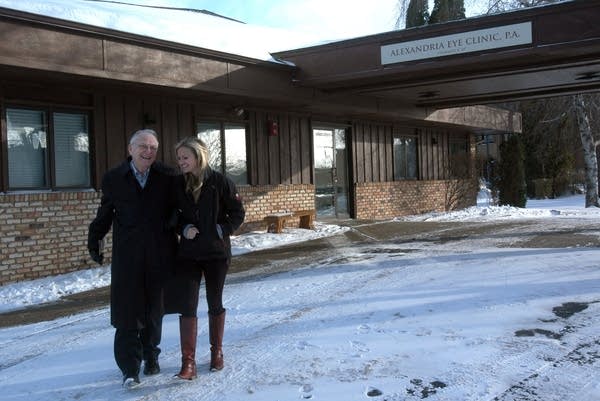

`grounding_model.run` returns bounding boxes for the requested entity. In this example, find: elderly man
[88,129,177,388]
